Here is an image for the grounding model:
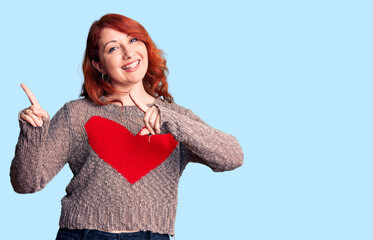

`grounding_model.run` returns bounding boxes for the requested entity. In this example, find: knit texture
[10,98,244,235]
